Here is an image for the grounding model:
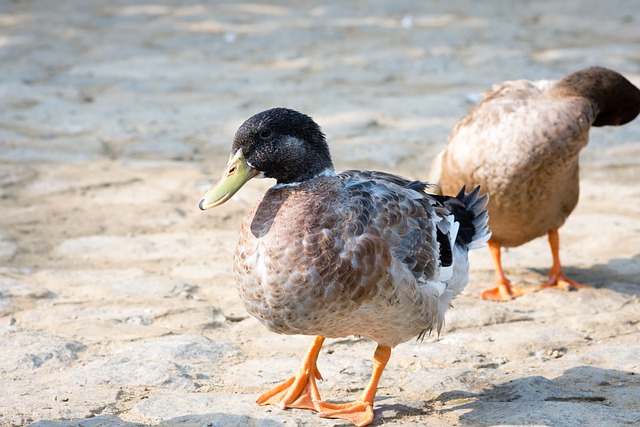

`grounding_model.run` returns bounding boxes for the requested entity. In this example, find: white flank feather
[437,214,459,282]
